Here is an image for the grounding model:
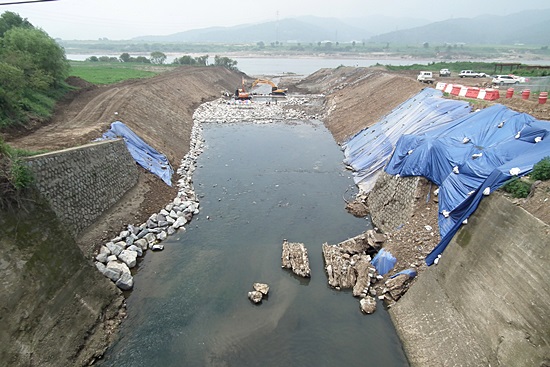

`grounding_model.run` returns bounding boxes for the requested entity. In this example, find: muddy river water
[99,121,409,366]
